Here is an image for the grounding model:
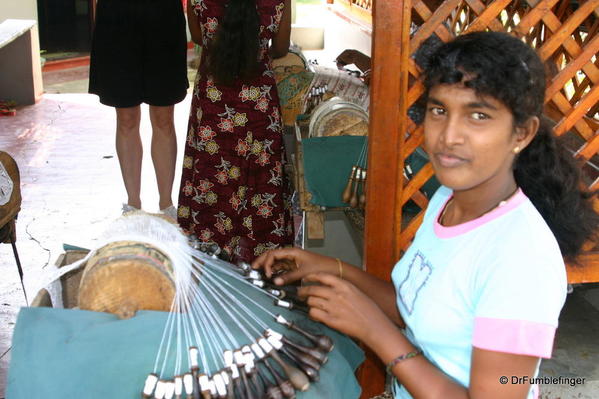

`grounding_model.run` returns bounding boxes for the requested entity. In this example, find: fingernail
[274,277,283,285]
